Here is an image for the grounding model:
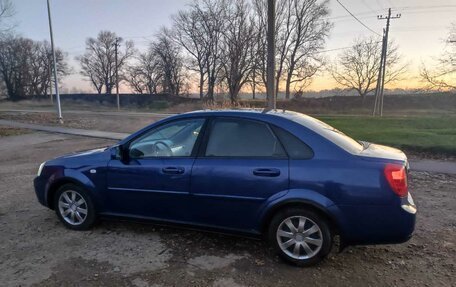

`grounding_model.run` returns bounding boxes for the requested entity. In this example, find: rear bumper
[333,194,417,245]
